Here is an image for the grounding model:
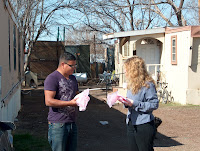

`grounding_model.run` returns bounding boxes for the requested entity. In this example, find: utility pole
[57,27,59,65]
[57,27,59,41]
[94,34,98,78]
[94,34,96,63]
[63,27,65,43]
